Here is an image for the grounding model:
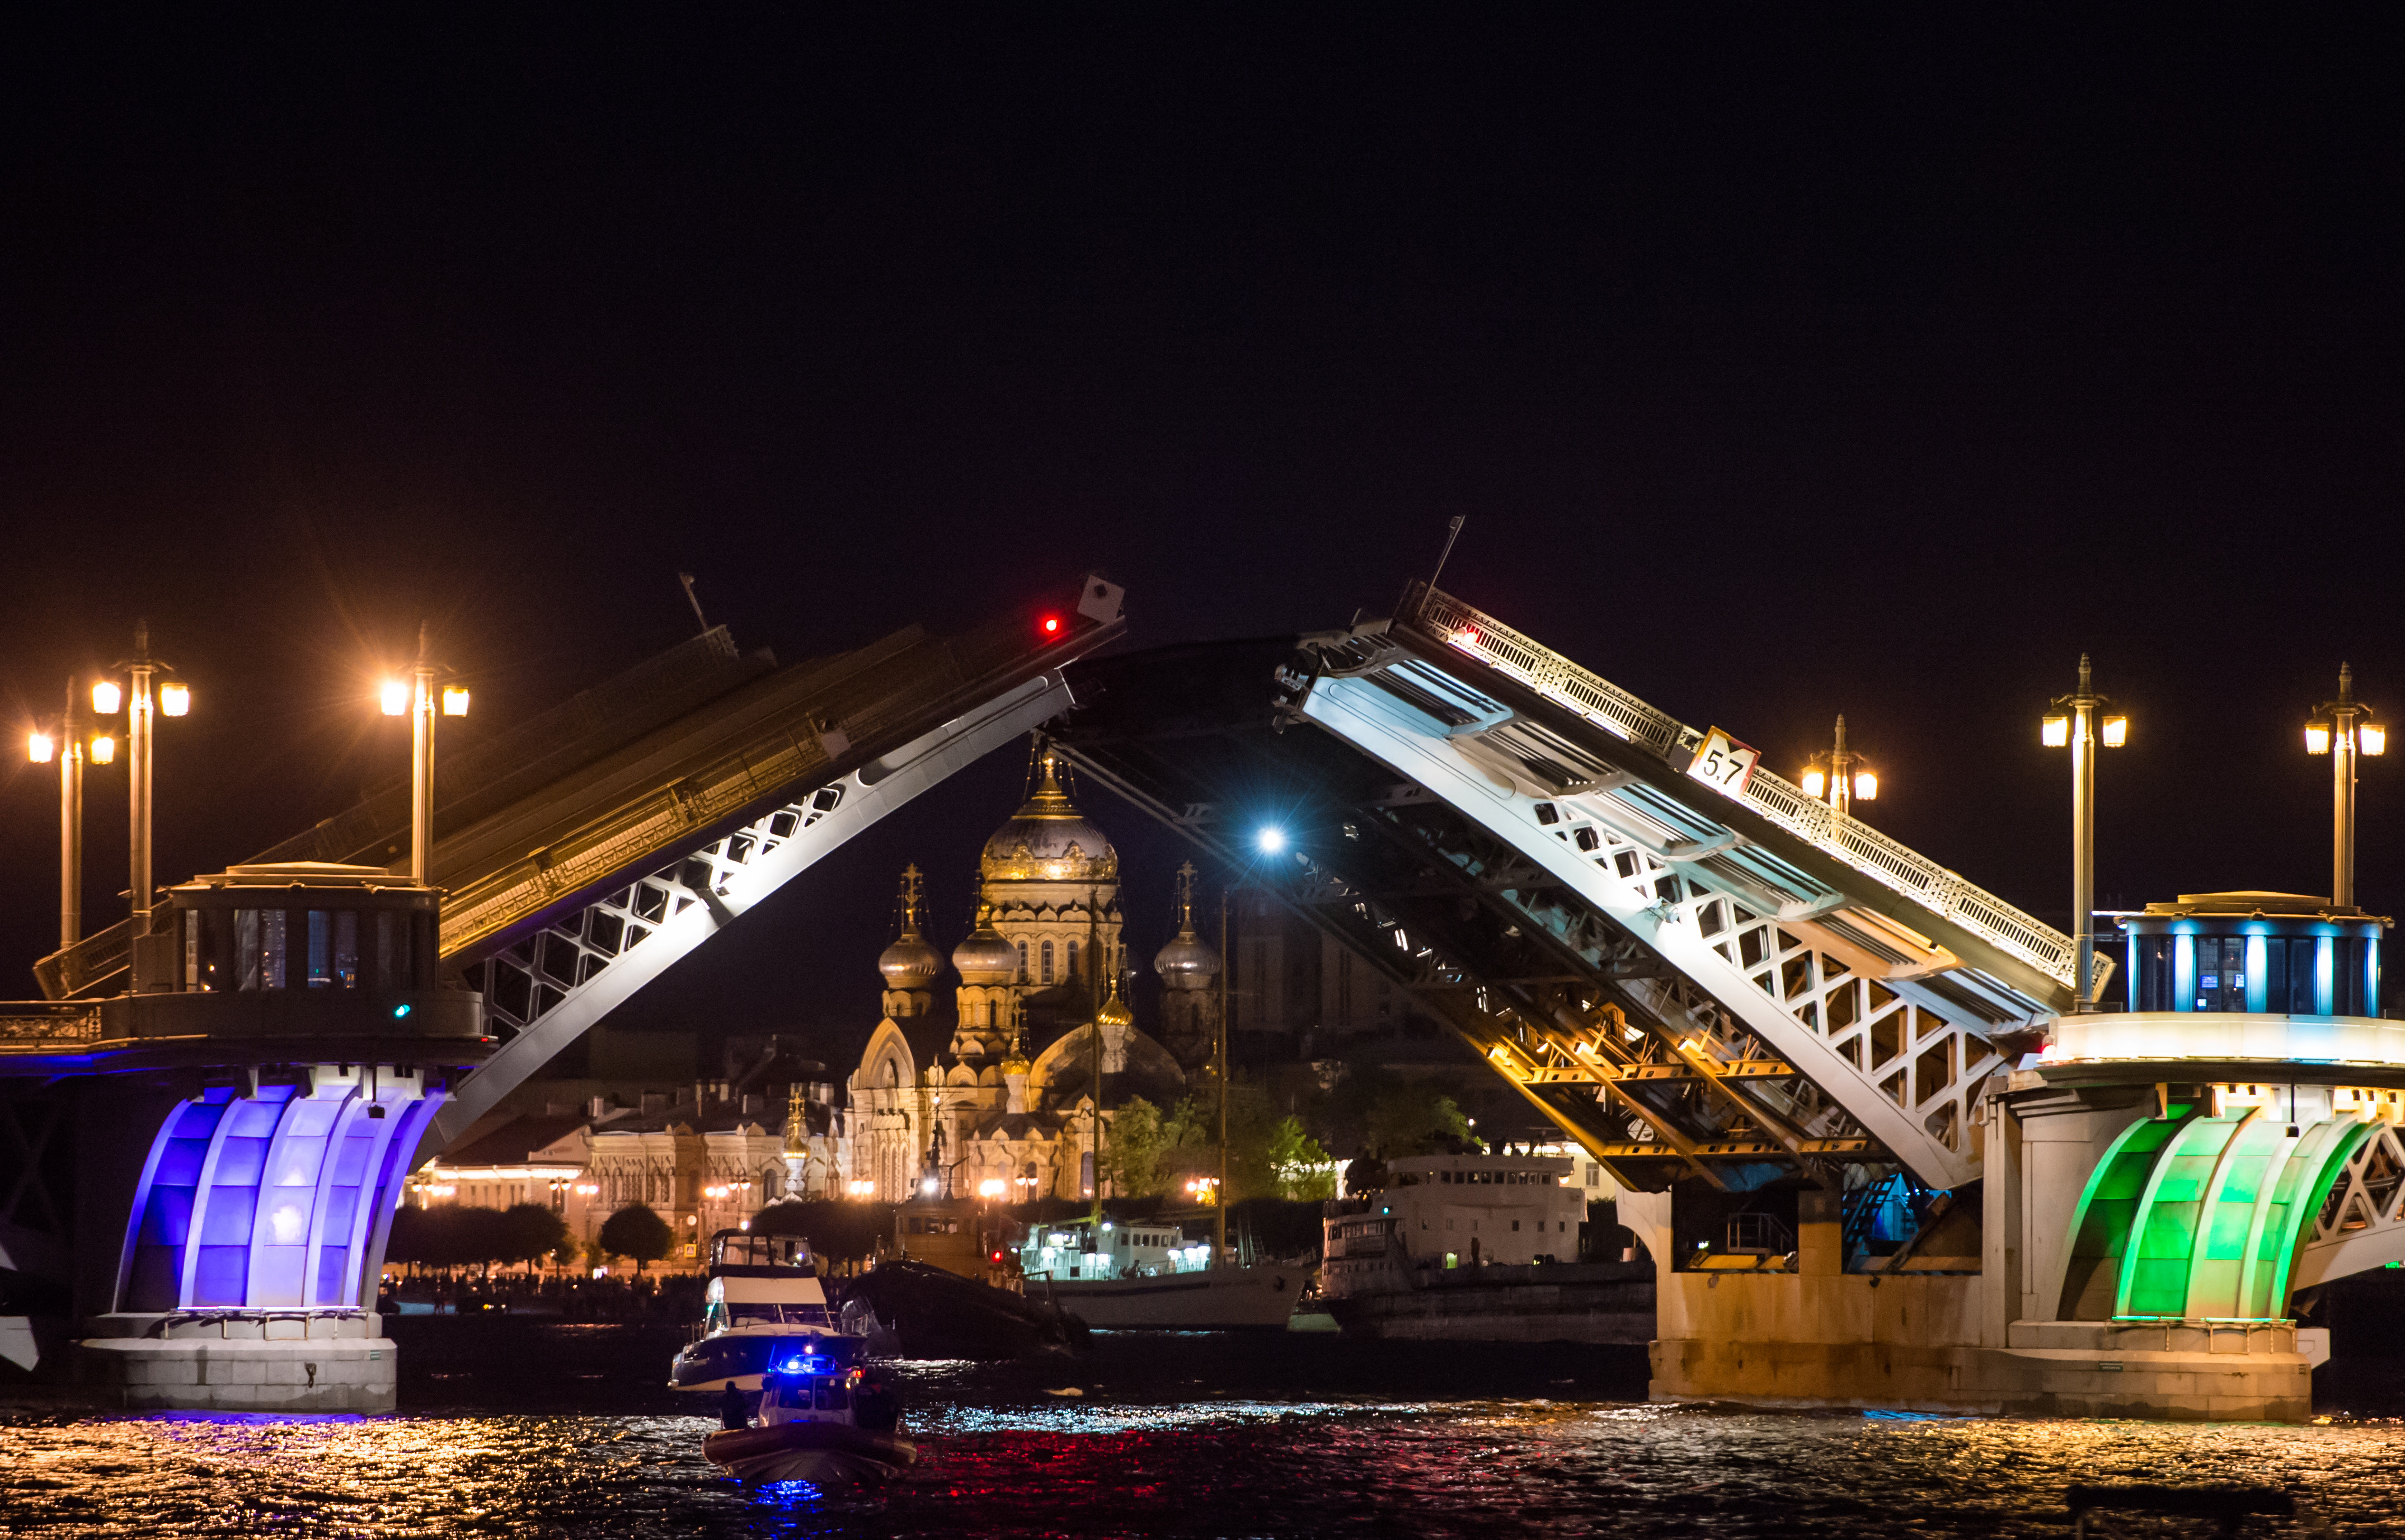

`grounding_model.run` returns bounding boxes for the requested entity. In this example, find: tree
[1263,1115,1338,1200]
[1364,1081,1476,1159]
[500,1203,574,1271]
[1103,1097,1169,1197]
[598,1204,675,1273]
